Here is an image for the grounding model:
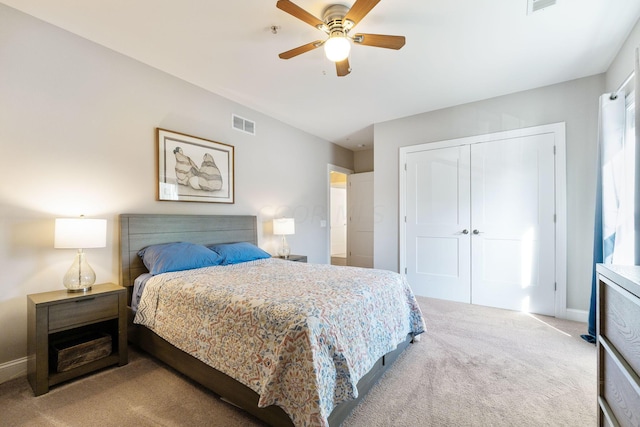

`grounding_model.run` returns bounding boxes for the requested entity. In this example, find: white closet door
[470,134,556,315]
[406,146,471,302]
